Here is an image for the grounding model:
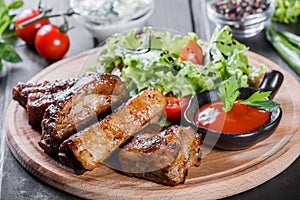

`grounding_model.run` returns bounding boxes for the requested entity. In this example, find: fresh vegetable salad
[85,26,265,97]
